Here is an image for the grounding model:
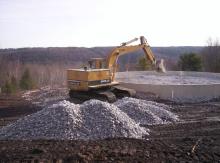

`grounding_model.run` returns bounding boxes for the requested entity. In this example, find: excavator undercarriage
[69,85,136,103]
